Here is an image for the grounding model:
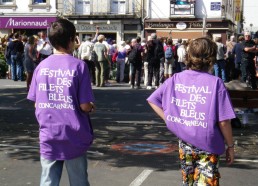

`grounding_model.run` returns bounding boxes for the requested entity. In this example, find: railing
[170,3,195,17]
